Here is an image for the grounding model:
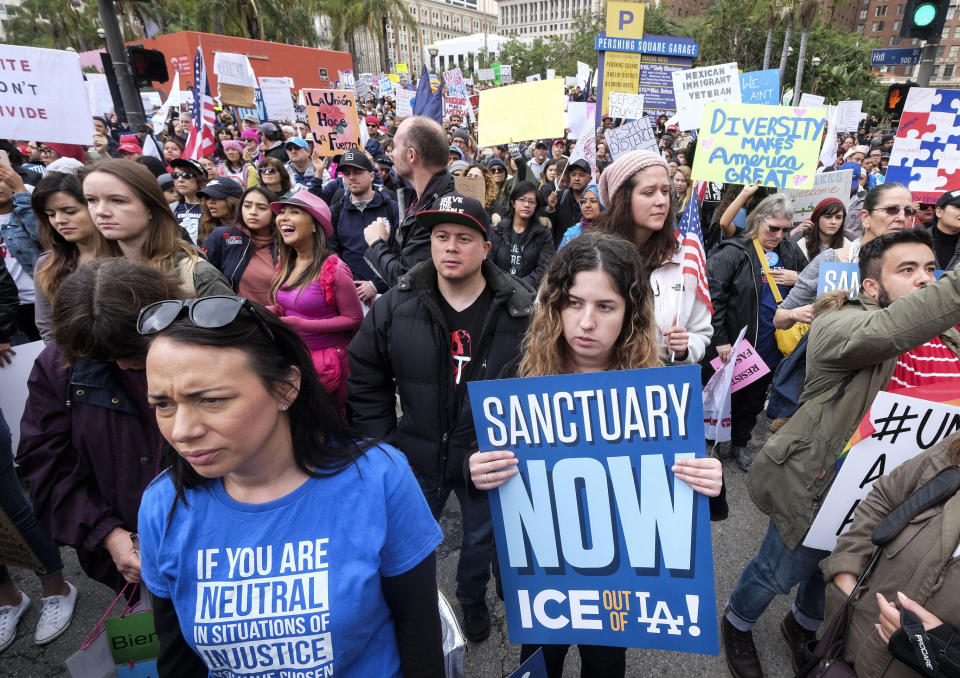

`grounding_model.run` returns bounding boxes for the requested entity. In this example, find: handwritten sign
[396,89,415,118]
[443,67,471,121]
[608,91,644,119]
[671,62,740,131]
[500,65,513,83]
[691,102,826,189]
[478,79,565,147]
[0,45,95,145]
[478,67,495,81]
[708,339,770,393]
[258,77,296,123]
[395,63,408,74]
[604,117,658,159]
[784,169,853,223]
[816,262,860,297]
[835,100,864,132]
[302,89,361,156]
[739,69,780,105]
[468,366,718,653]
[601,52,642,117]
[798,92,825,107]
